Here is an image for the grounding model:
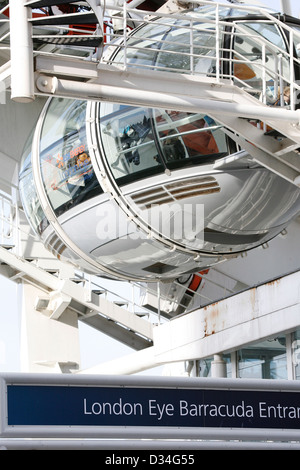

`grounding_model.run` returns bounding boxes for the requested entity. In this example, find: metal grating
[130,176,220,209]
